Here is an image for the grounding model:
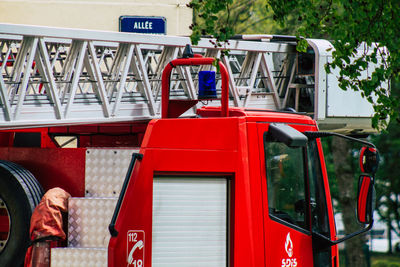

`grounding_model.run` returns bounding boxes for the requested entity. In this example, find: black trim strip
[304,131,376,148]
[109,153,143,237]
[257,121,316,127]
[269,214,311,236]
